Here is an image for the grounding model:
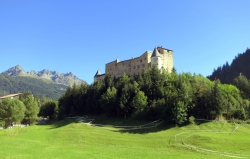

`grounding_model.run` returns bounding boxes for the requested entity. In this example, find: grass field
[0,117,249,159]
